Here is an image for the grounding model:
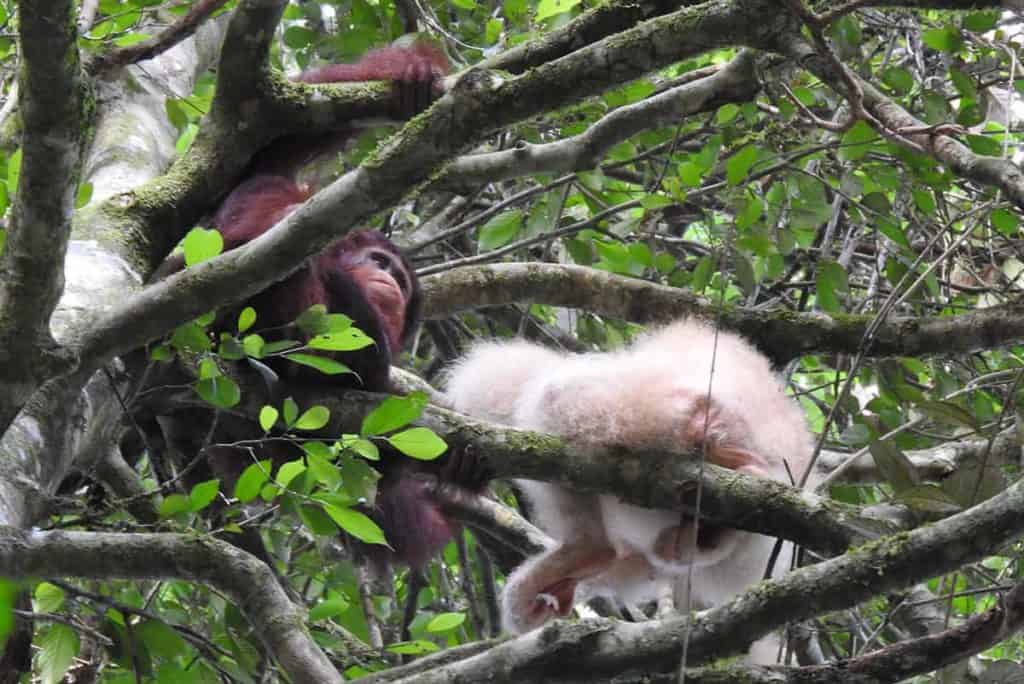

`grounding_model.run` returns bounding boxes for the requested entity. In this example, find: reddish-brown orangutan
[151,40,476,568]
[444,320,817,662]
